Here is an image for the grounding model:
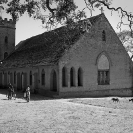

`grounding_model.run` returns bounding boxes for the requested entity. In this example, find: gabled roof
[1,13,103,69]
